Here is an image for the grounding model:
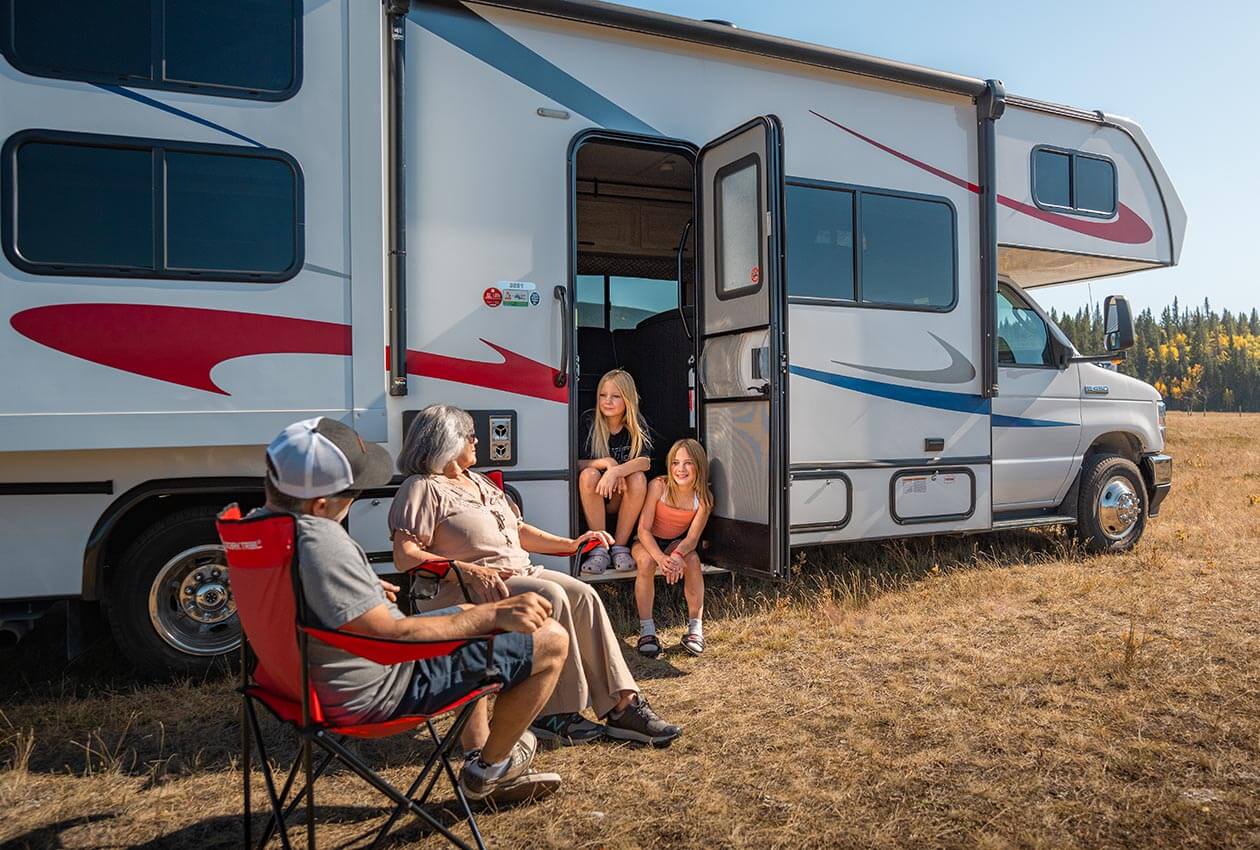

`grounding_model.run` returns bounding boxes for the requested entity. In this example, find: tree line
[1049,298,1260,411]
